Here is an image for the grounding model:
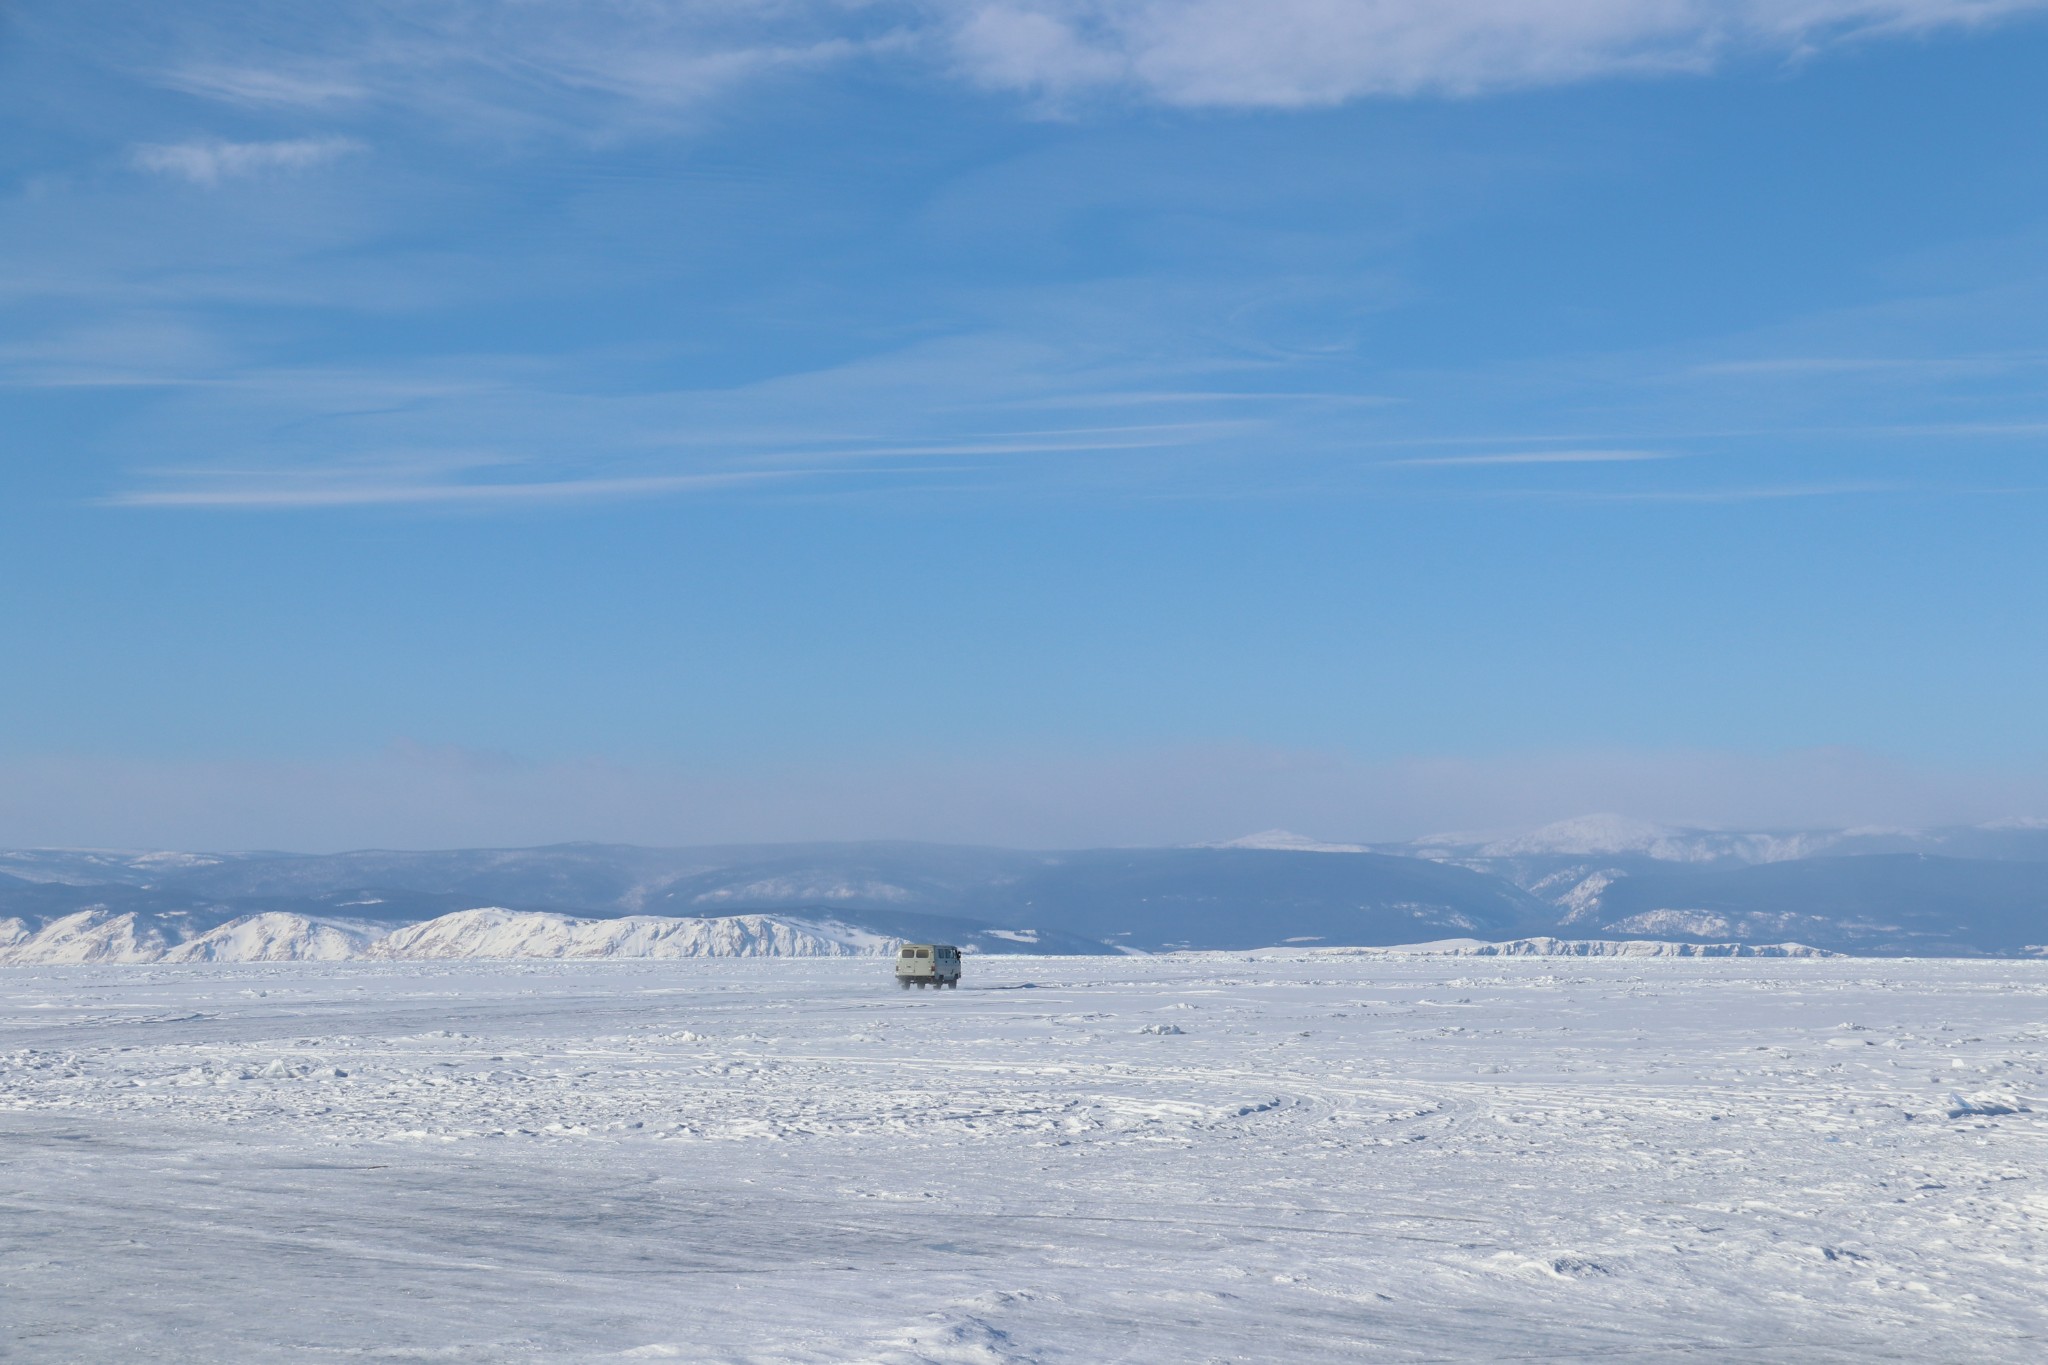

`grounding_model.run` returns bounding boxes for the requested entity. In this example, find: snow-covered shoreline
[0,905,1851,965]
[0,906,892,965]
